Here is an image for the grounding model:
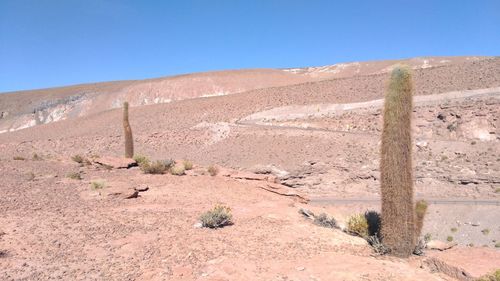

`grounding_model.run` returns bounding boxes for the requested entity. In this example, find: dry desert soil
[0,56,499,280]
